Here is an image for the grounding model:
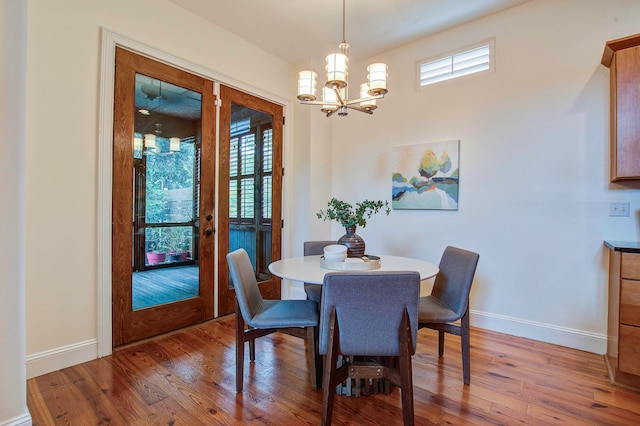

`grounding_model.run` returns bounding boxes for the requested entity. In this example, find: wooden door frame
[97,29,292,357]
[217,86,284,316]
